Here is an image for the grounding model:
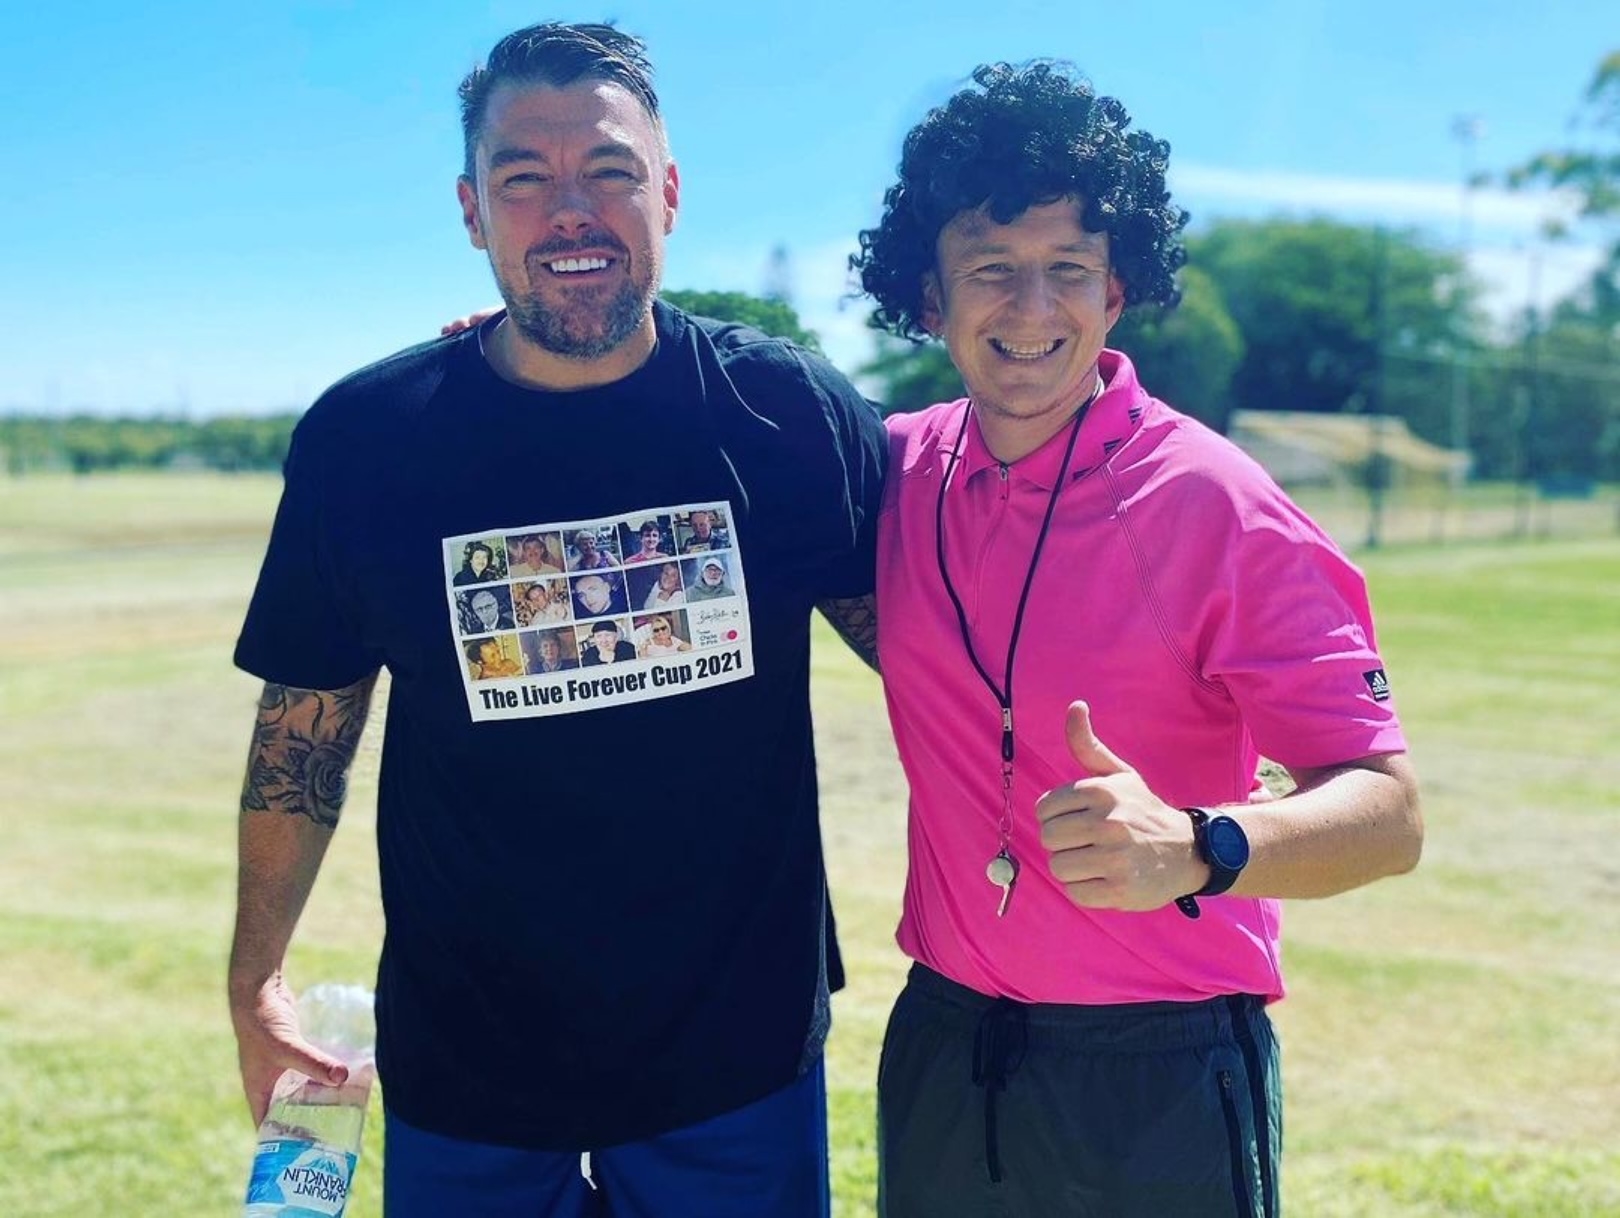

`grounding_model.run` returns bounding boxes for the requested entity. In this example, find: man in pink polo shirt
[829,62,1423,1215]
